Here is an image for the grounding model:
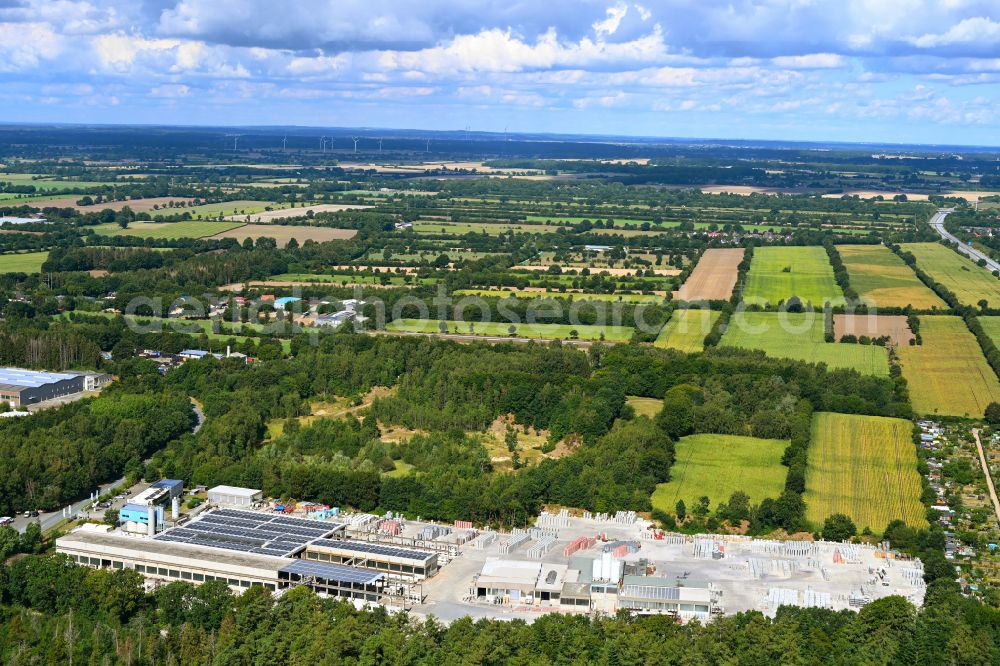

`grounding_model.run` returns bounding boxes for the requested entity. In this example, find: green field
[0,251,49,273]
[176,200,287,219]
[654,309,721,352]
[414,221,564,235]
[385,318,634,341]
[902,242,1000,307]
[651,434,788,513]
[626,396,662,418]
[977,317,1000,354]
[837,244,945,309]
[0,173,112,191]
[743,246,845,306]
[454,289,662,303]
[898,315,1000,417]
[720,311,889,375]
[92,220,244,239]
[804,412,926,532]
